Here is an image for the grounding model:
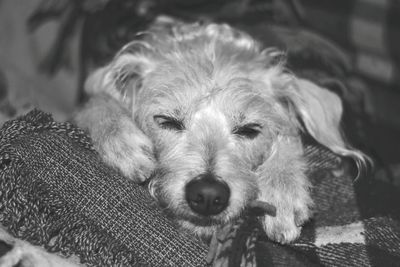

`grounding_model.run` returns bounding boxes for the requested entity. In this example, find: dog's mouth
[181,211,238,227]
[159,199,244,228]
